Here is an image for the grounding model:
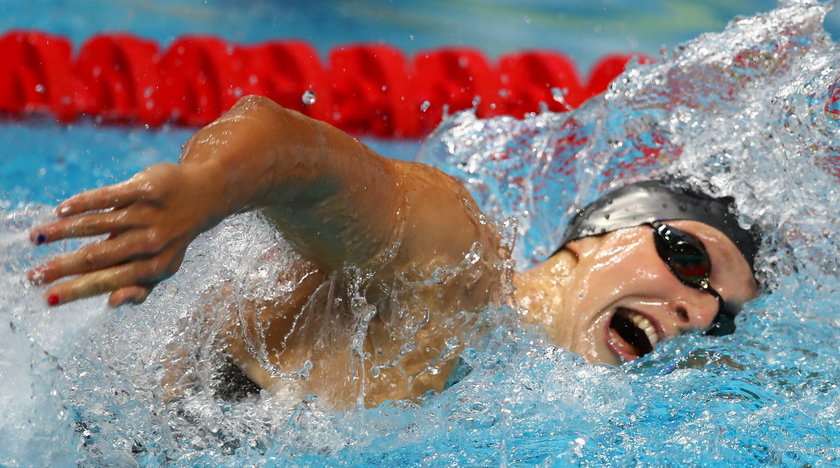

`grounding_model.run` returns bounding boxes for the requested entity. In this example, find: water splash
[1,2,839,465]
[417,2,839,282]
